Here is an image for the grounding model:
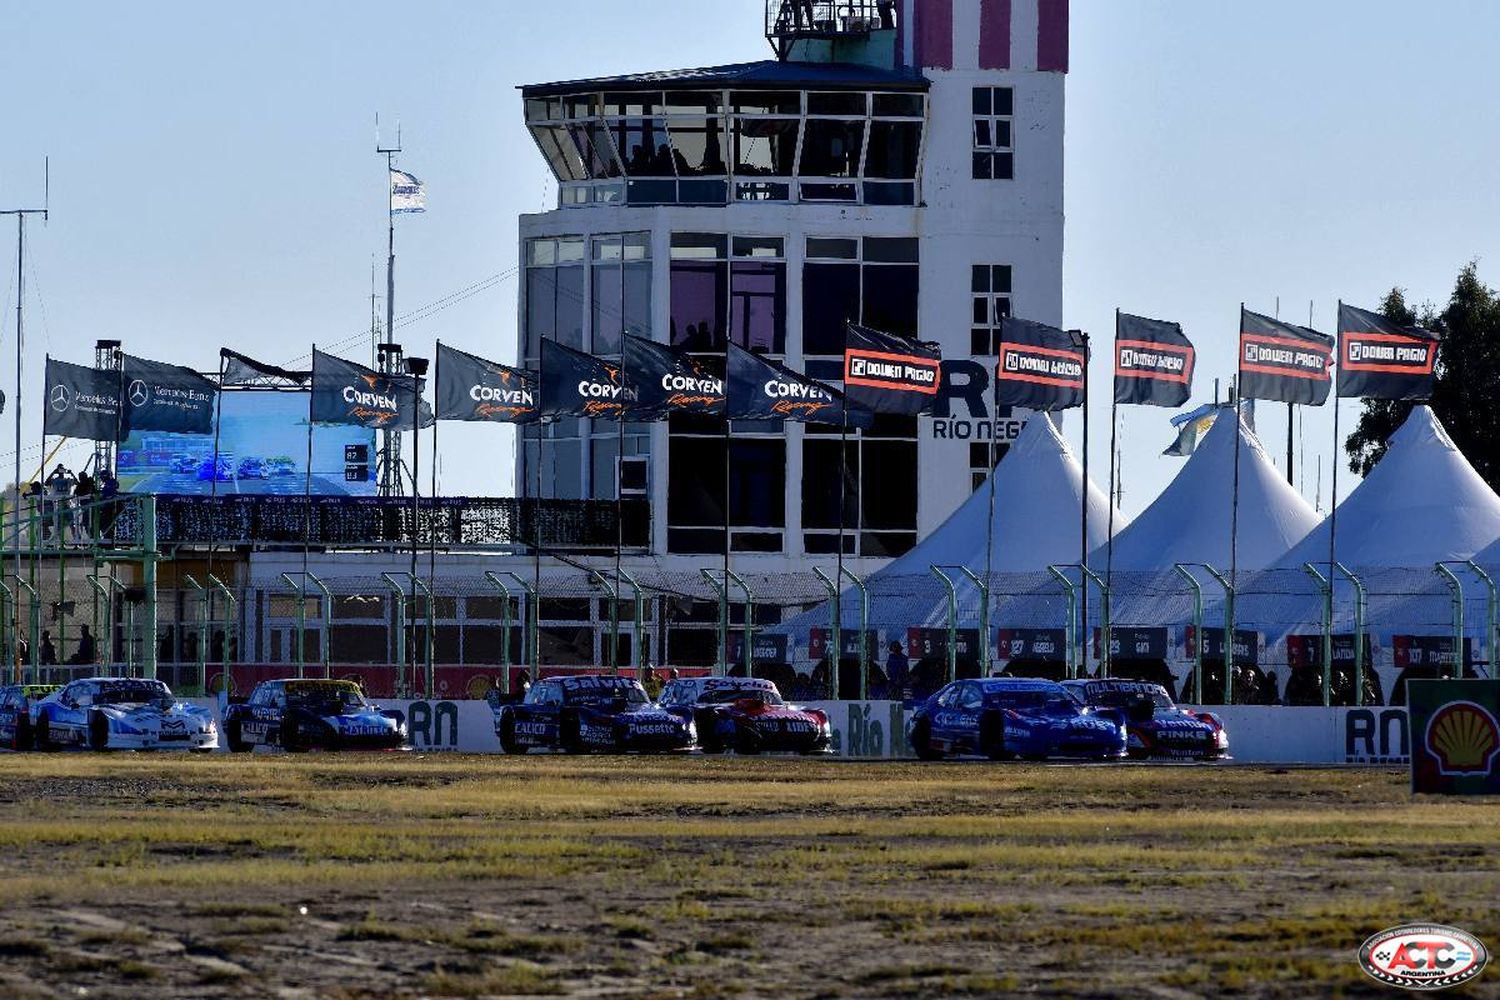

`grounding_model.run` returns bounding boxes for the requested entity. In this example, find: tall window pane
[729,261,786,353]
